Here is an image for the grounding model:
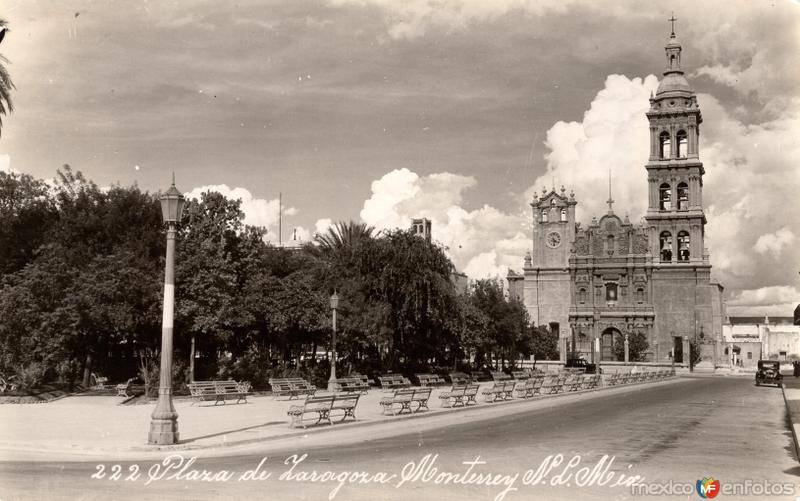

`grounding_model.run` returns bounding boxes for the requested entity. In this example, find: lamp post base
[148,417,179,445]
